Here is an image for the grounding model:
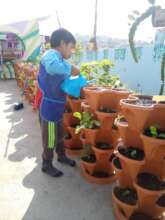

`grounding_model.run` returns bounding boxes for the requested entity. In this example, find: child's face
[60,41,75,59]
